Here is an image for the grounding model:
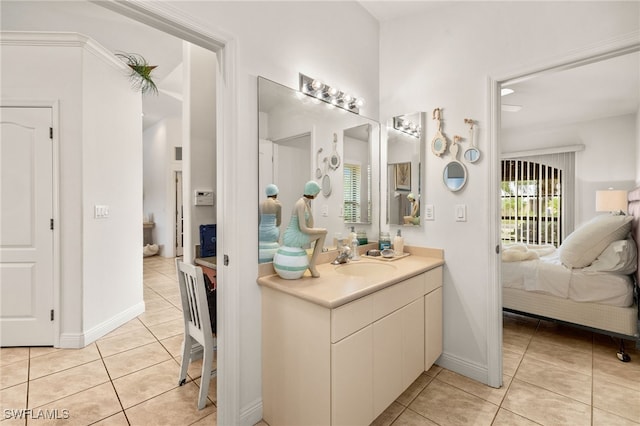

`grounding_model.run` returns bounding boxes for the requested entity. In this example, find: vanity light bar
[299,73,364,114]
[393,116,421,138]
